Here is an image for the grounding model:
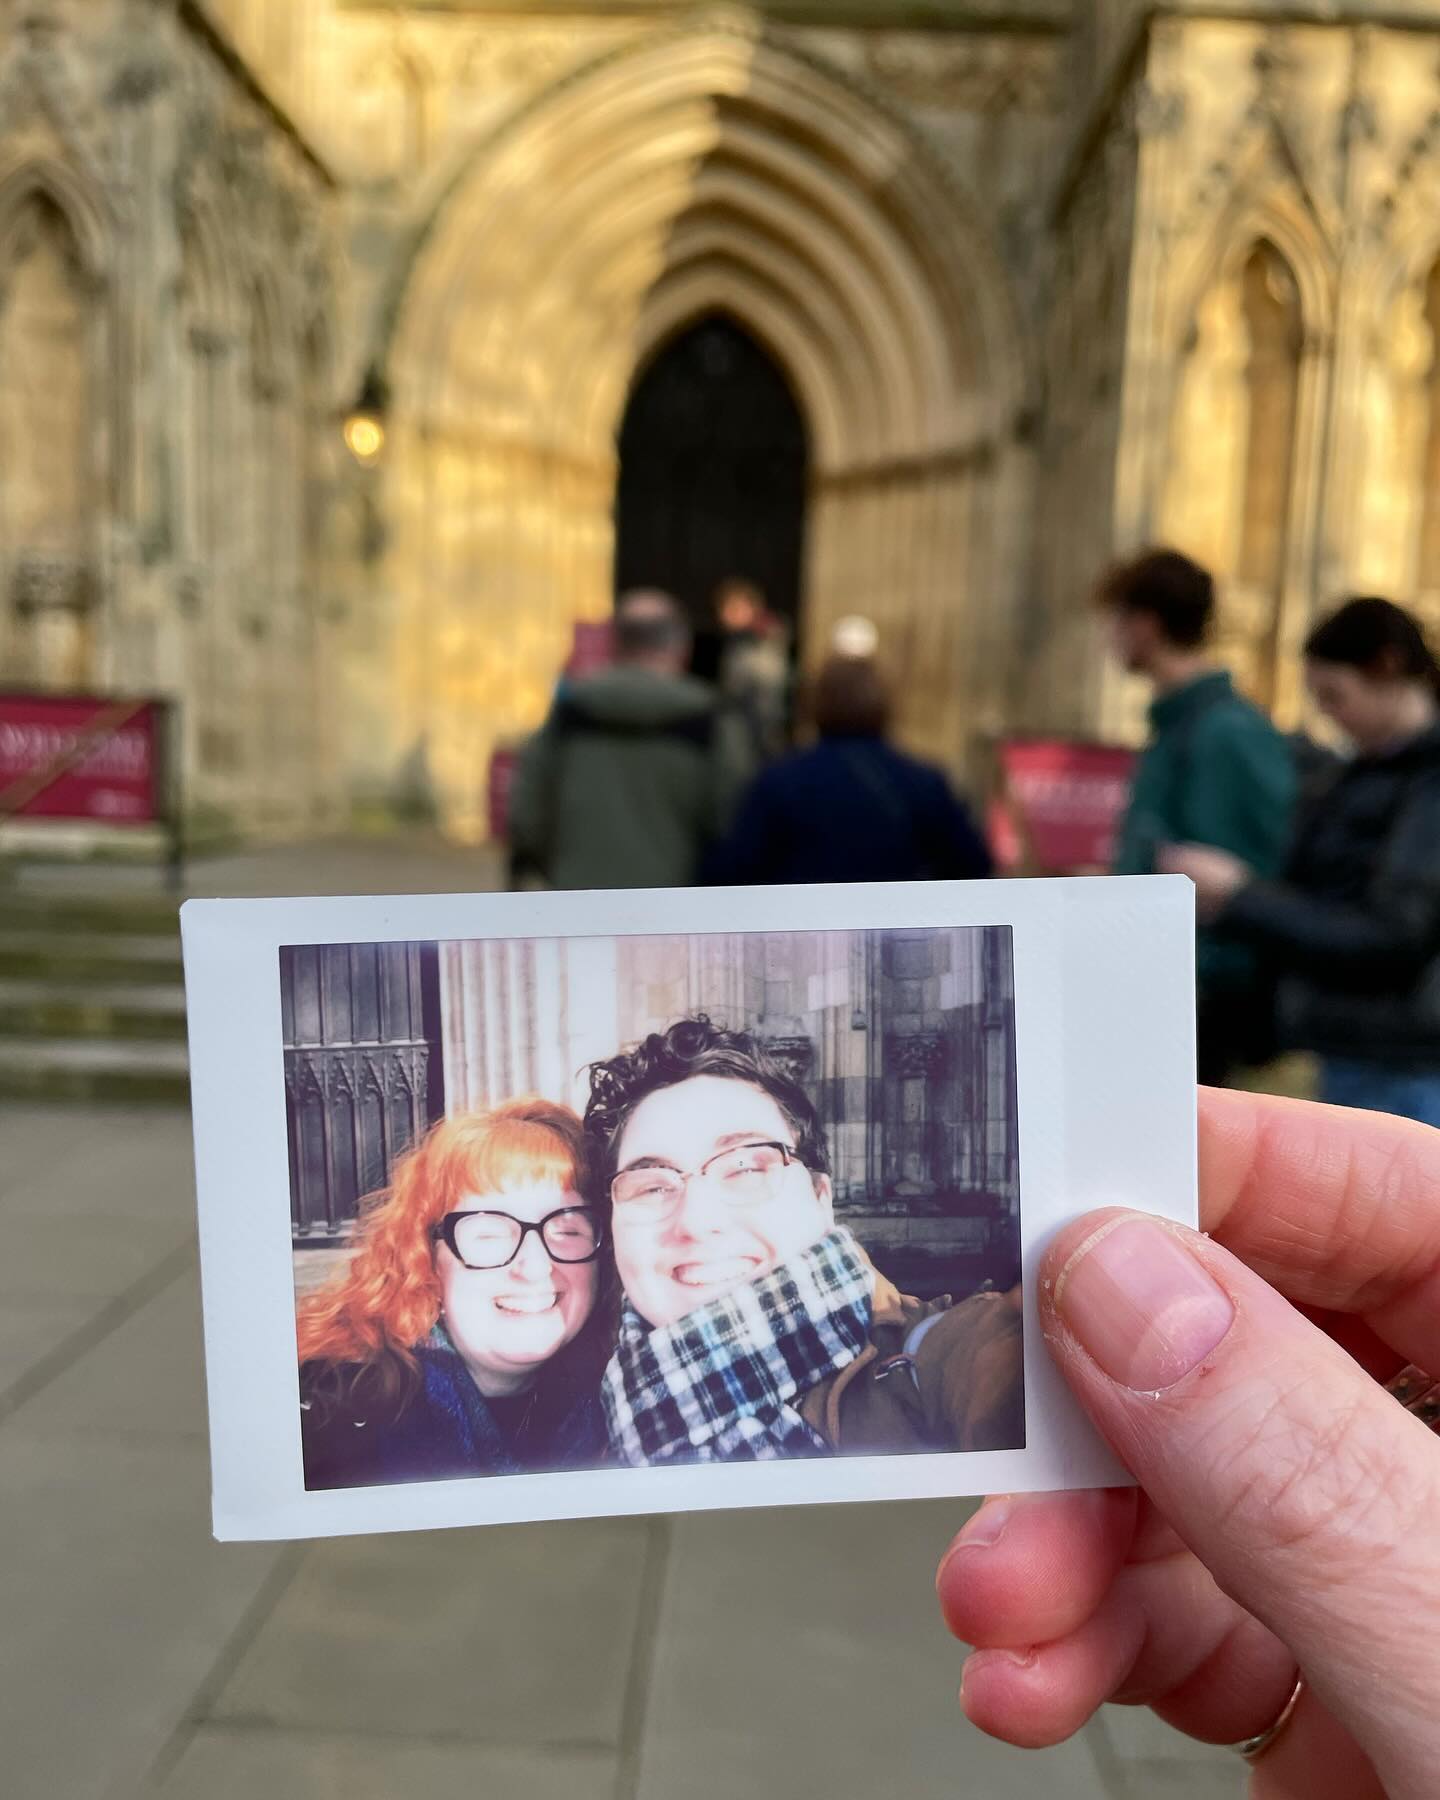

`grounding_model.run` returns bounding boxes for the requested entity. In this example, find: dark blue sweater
[708,736,993,886]
[299,1343,607,1490]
